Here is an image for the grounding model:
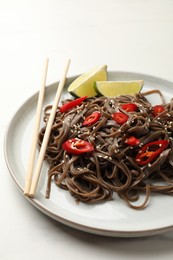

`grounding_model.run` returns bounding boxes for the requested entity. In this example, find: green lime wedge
[68,65,107,97]
[94,80,144,97]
